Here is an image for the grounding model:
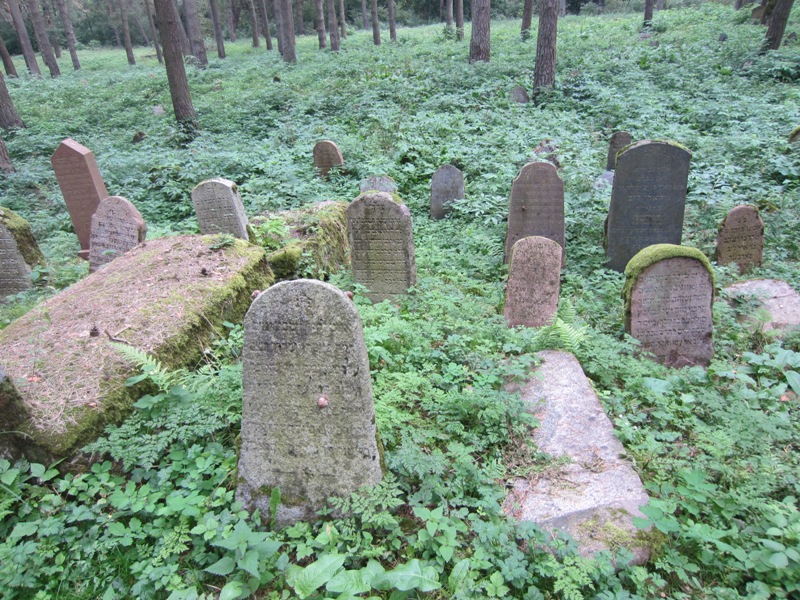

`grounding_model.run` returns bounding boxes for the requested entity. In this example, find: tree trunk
[0,72,25,129]
[296,0,304,33]
[259,0,273,49]
[134,12,150,46]
[388,0,396,40]
[27,0,61,76]
[455,0,463,39]
[558,0,565,16]
[361,0,367,29]
[0,138,13,172]
[118,0,136,65]
[655,0,664,9]
[445,0,453,29]
[338,0,345,37]
[326,0,339,50]
[533,0,557,94]
[108,0,122,45]
[277,0,296,61]
[228,0,238,40]
[174,0,191,54]
[42,1,62,58]
[144,0,163,62]
[7,0,40,75]
[315,0,326,48]
[0,37,19,77]
[370,0,379,44]
[761,0,776,24]
[763,0,795,49]
[183,0,208,66]
[644,0,654,26]
[248,0,261,46]
[56,0,80,70]
[153,0,198,136]
[273,0,283,52]
[209,0,226,57]
[521,0,533,40]
[468,0,490,62]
